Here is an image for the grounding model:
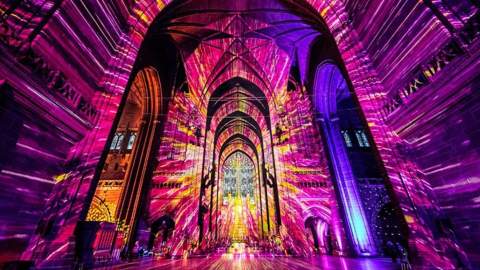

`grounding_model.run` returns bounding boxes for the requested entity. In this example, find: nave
[96,255,400,270]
